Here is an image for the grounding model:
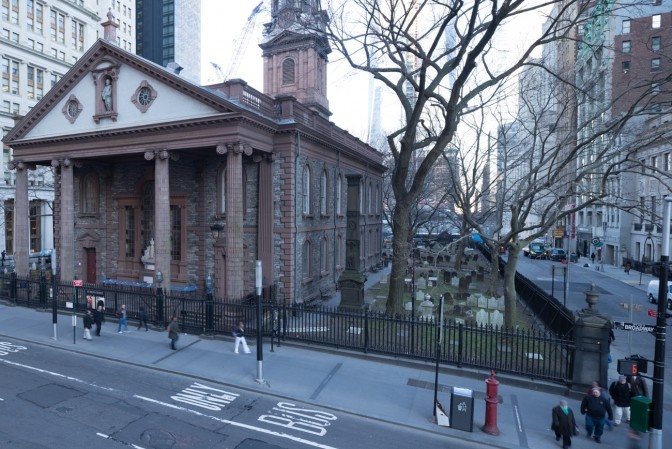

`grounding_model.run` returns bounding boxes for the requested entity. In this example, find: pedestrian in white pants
[233,321,251,354]
[609,375,632,425]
